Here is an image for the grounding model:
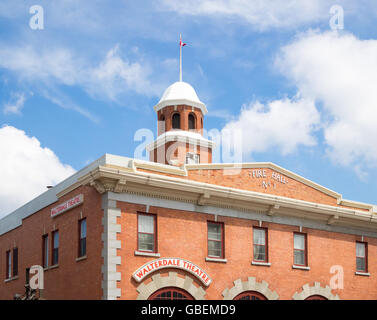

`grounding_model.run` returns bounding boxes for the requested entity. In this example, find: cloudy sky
[1,0,377,217]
